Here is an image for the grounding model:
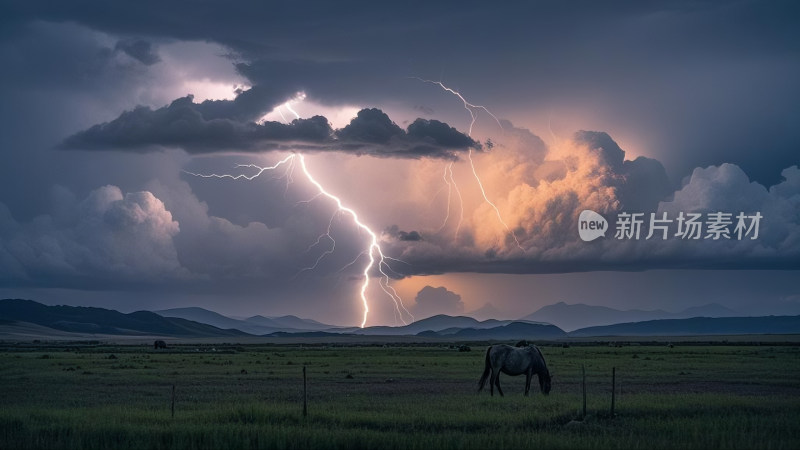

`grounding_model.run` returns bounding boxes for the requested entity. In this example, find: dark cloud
[61,92,478,159]
[4,1,799,182]
[336,108,403,144]
[61,94,333,152]
[384,225,422,242]
[406,118,475,149]
[576,131,672,212]
[0,1,798,323]
[114,38,159,65]
[413,285,464,319]
[399,231,422,242]
[619,157,673,212]
[574,131,626,171]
